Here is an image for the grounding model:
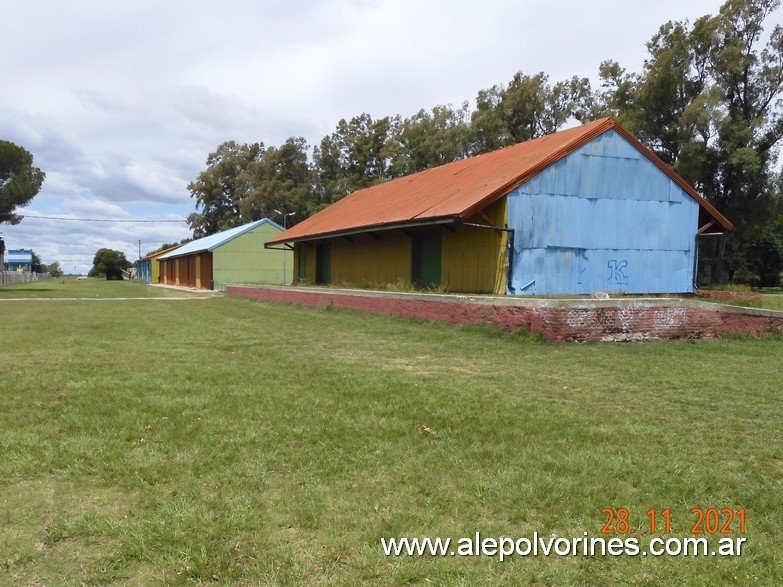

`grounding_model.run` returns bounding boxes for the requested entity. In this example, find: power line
[22,214,187,223]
